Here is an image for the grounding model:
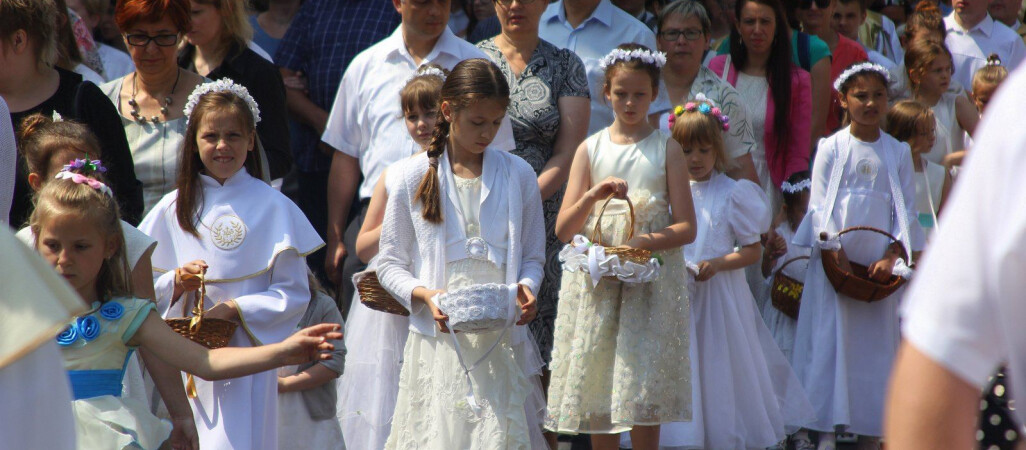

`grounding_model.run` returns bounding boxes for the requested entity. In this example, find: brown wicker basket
[819,227,910,303]
[165,273,237,349]
[574,195,653,278]
[356,271,410,316]
[771,256,809,320]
